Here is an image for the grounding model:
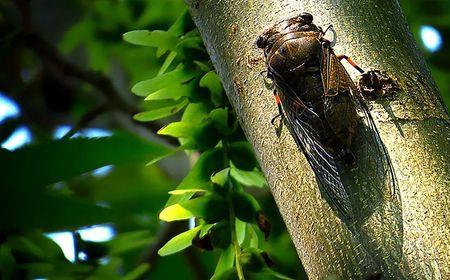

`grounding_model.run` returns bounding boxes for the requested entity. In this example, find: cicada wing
[270,70,353,220]
[321,46,397,198]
